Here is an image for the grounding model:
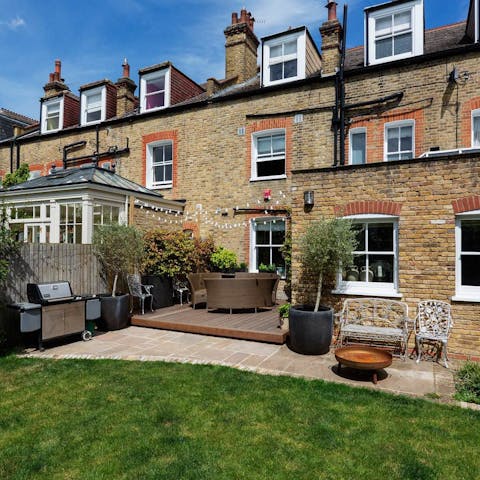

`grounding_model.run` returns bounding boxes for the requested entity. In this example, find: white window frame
[453,210,480,302]
[333,214,401,298]
[146,140,174,189]
[349,127,367,165]
[262,30,306,87]
[249,217,287,277]
[41,97,63,134]
[365,0,424,66]
[80,86,106,125]
[384,120,415,162]
[251,129,287,181]
[472,109,480,147]
[140,67,171,113]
